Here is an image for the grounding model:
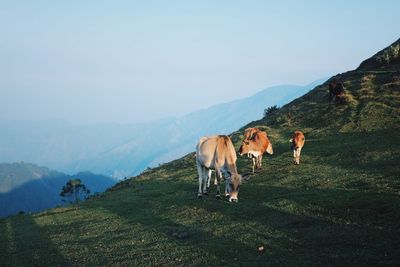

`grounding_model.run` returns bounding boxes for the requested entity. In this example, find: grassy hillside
[0,39,399,266]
